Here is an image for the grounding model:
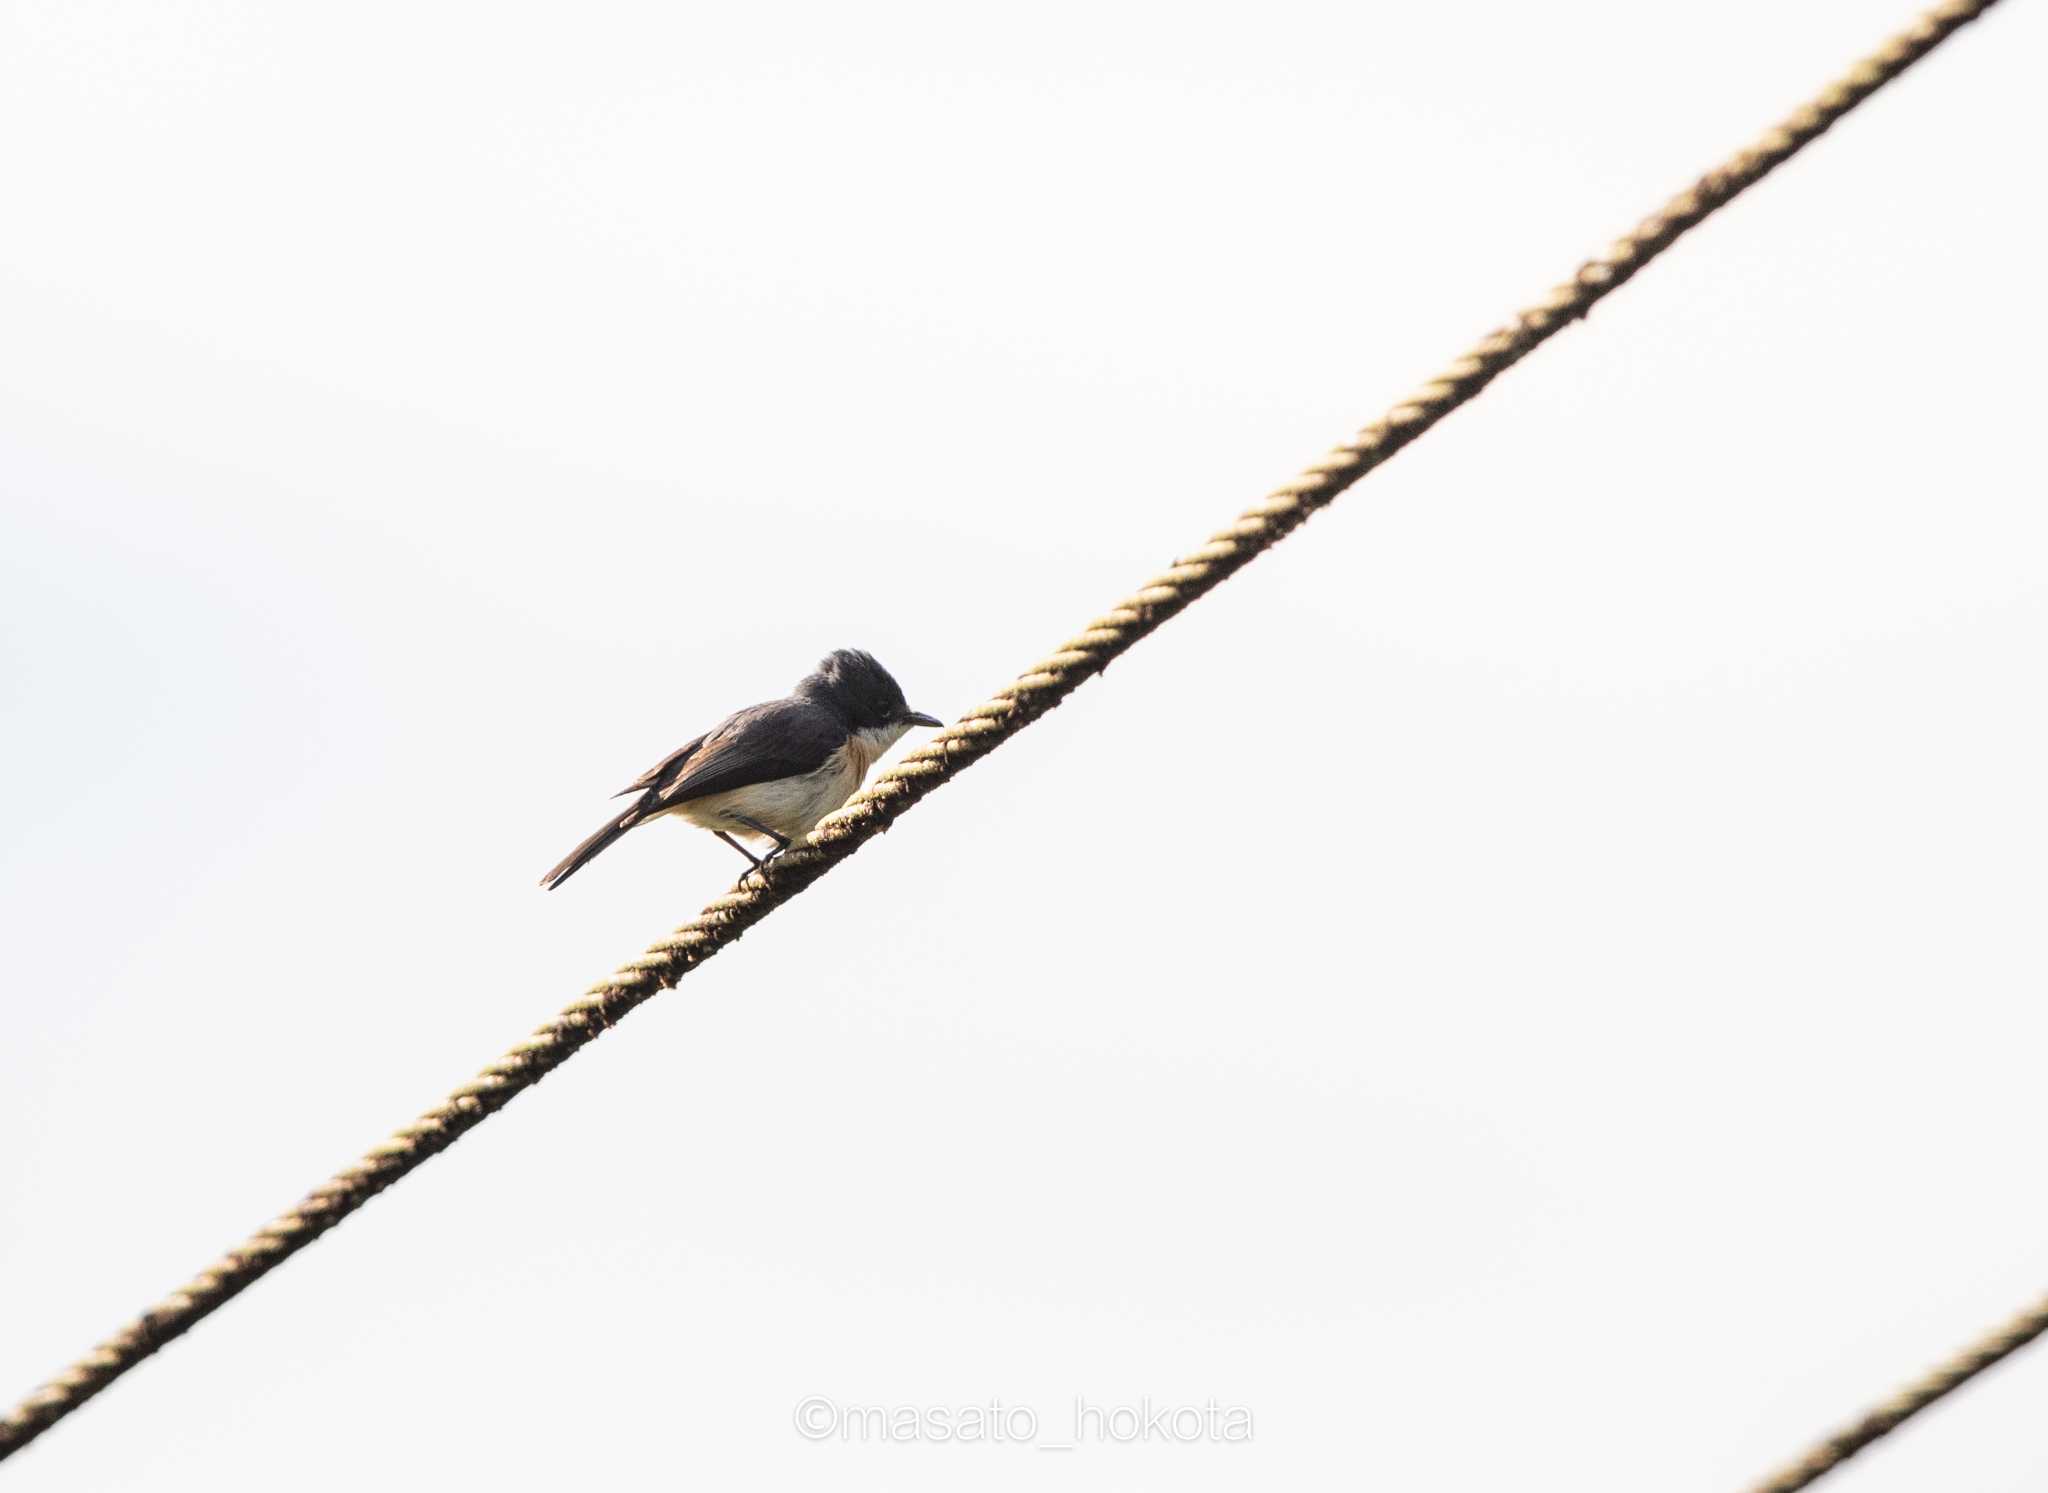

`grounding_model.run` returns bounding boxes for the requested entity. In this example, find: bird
[540,649,943,890]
